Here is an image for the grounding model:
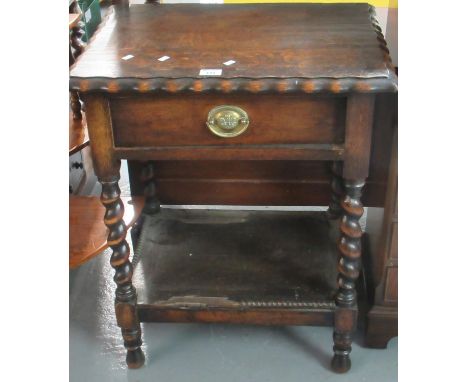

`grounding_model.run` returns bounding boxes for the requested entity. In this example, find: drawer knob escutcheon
[206,105,249,138]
